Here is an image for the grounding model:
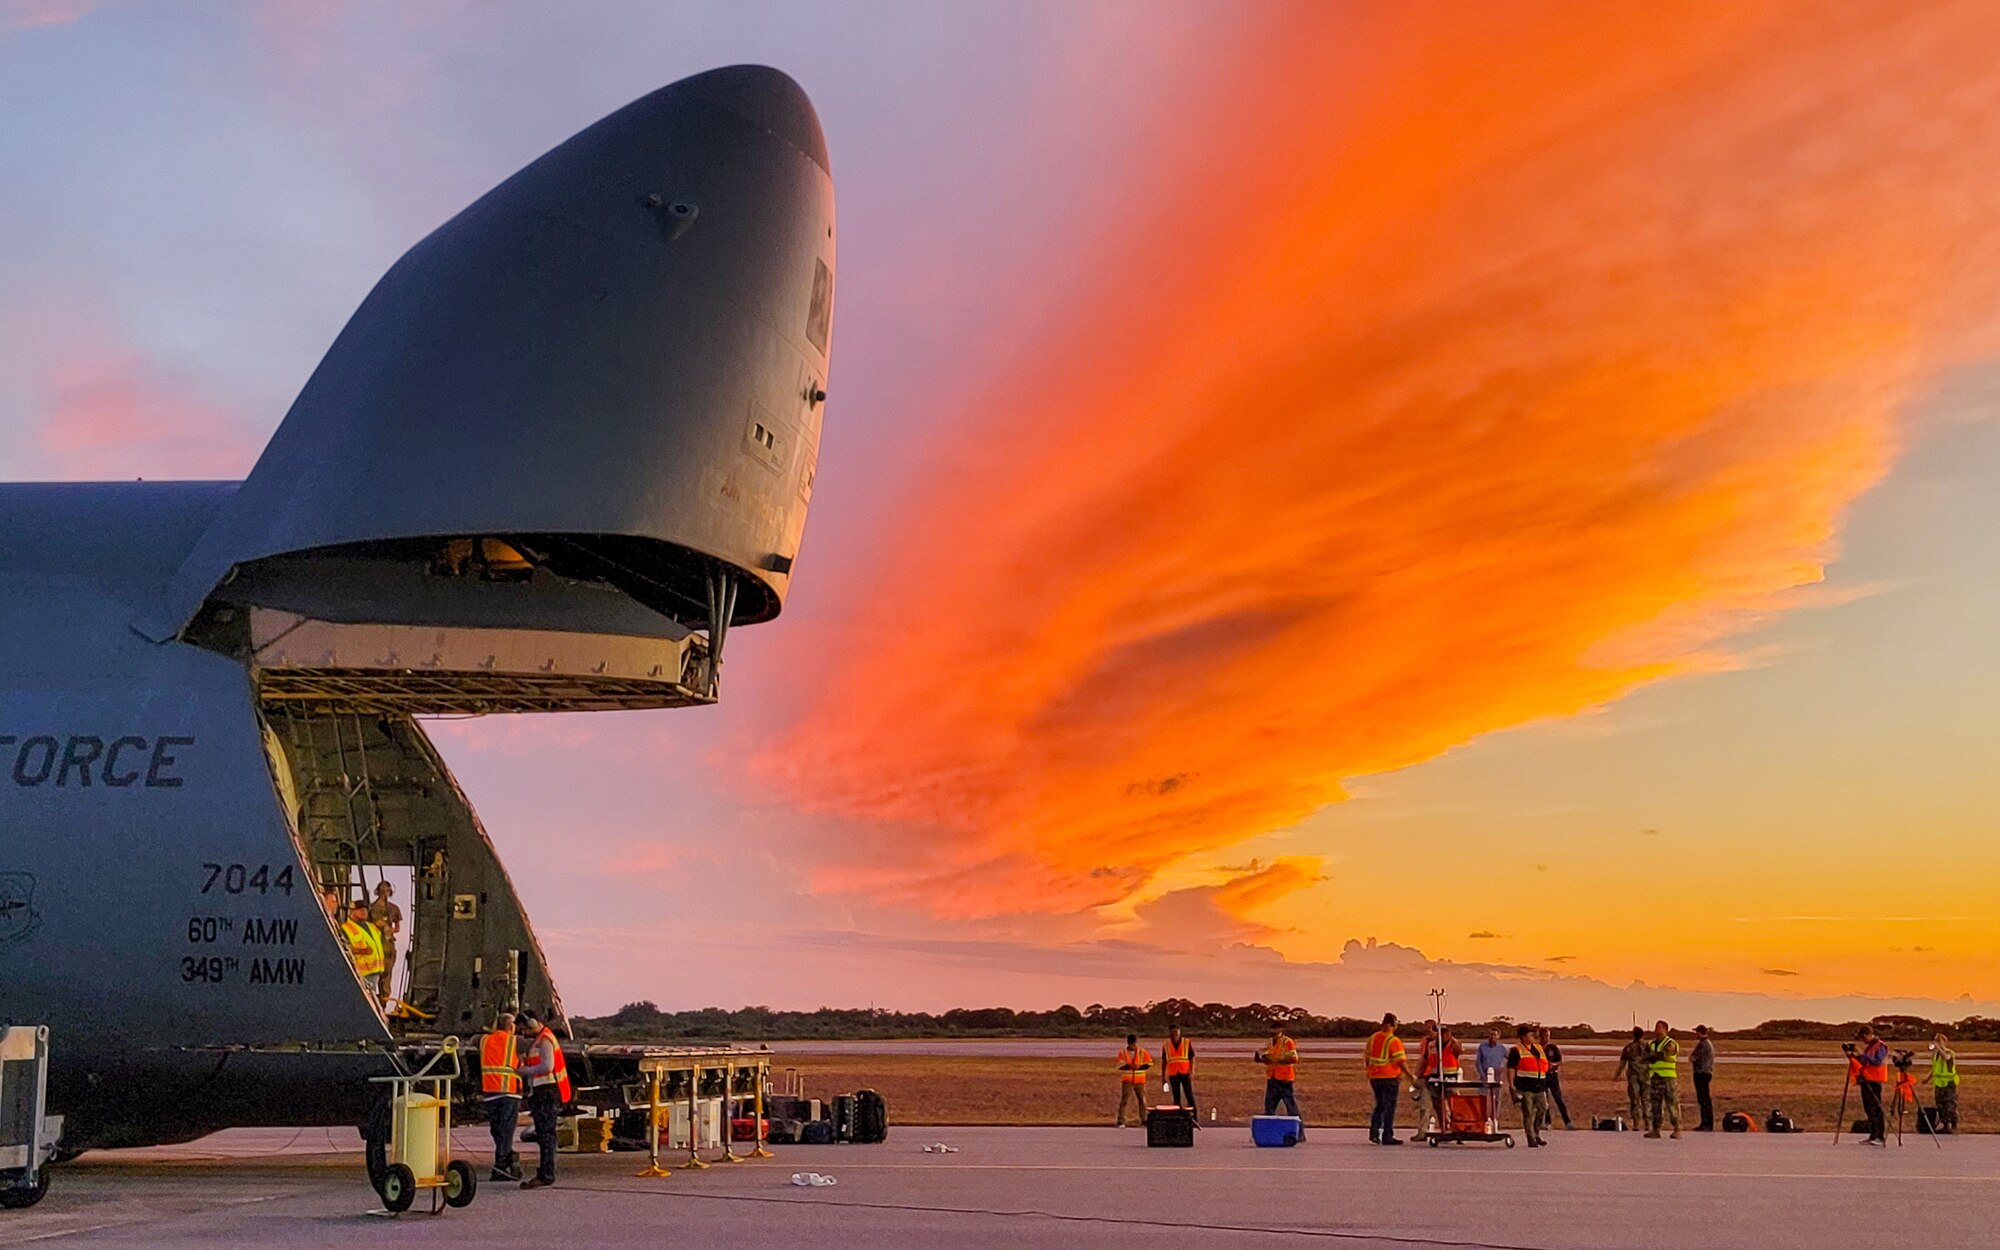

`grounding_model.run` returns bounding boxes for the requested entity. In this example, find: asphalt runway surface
[11,1126,1997,1248]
